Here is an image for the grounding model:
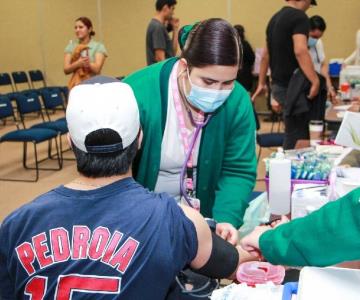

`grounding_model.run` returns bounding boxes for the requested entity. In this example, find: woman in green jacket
[123,18,257,236]
[241,188,360,266]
